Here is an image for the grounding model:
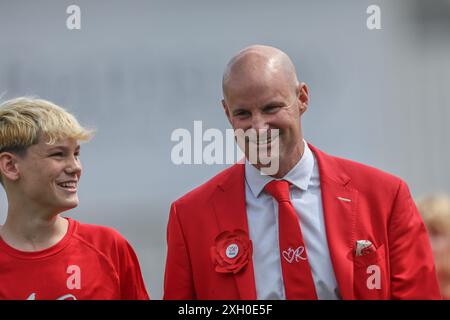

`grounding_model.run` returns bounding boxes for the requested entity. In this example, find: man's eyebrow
[262,101,287,108]
[231,101,287,115]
